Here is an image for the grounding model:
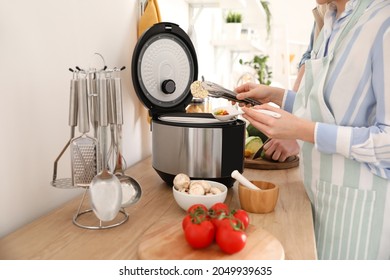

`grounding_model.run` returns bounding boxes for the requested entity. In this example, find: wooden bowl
[238,181,279,214]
